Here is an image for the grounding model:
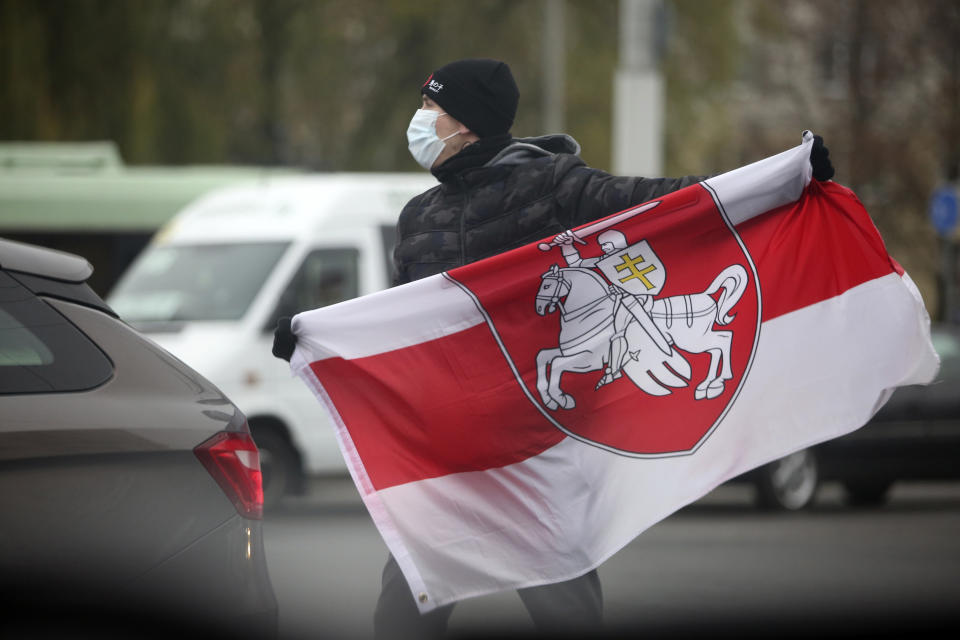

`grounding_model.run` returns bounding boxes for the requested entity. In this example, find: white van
[108,173,437,505]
